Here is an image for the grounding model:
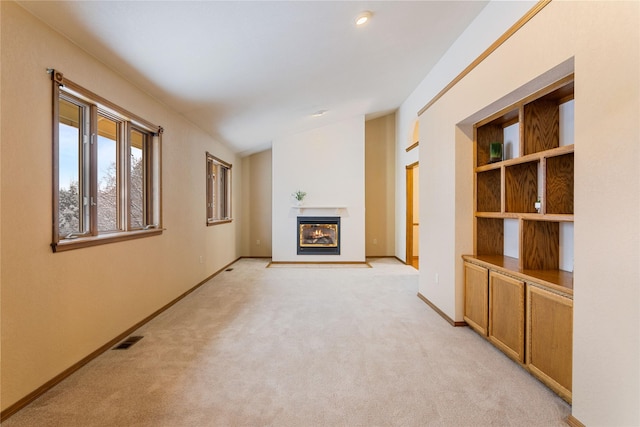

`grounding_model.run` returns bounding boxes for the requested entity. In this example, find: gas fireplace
[297,216,340,255]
